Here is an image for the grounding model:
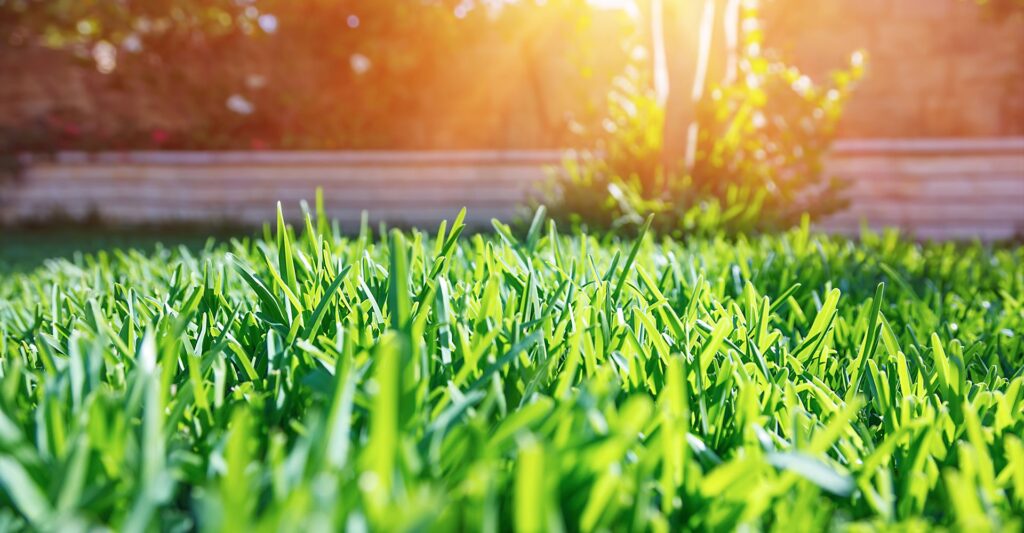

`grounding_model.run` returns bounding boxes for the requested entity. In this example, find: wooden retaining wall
[820,138,1024,240]
[2,138,1022,240]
